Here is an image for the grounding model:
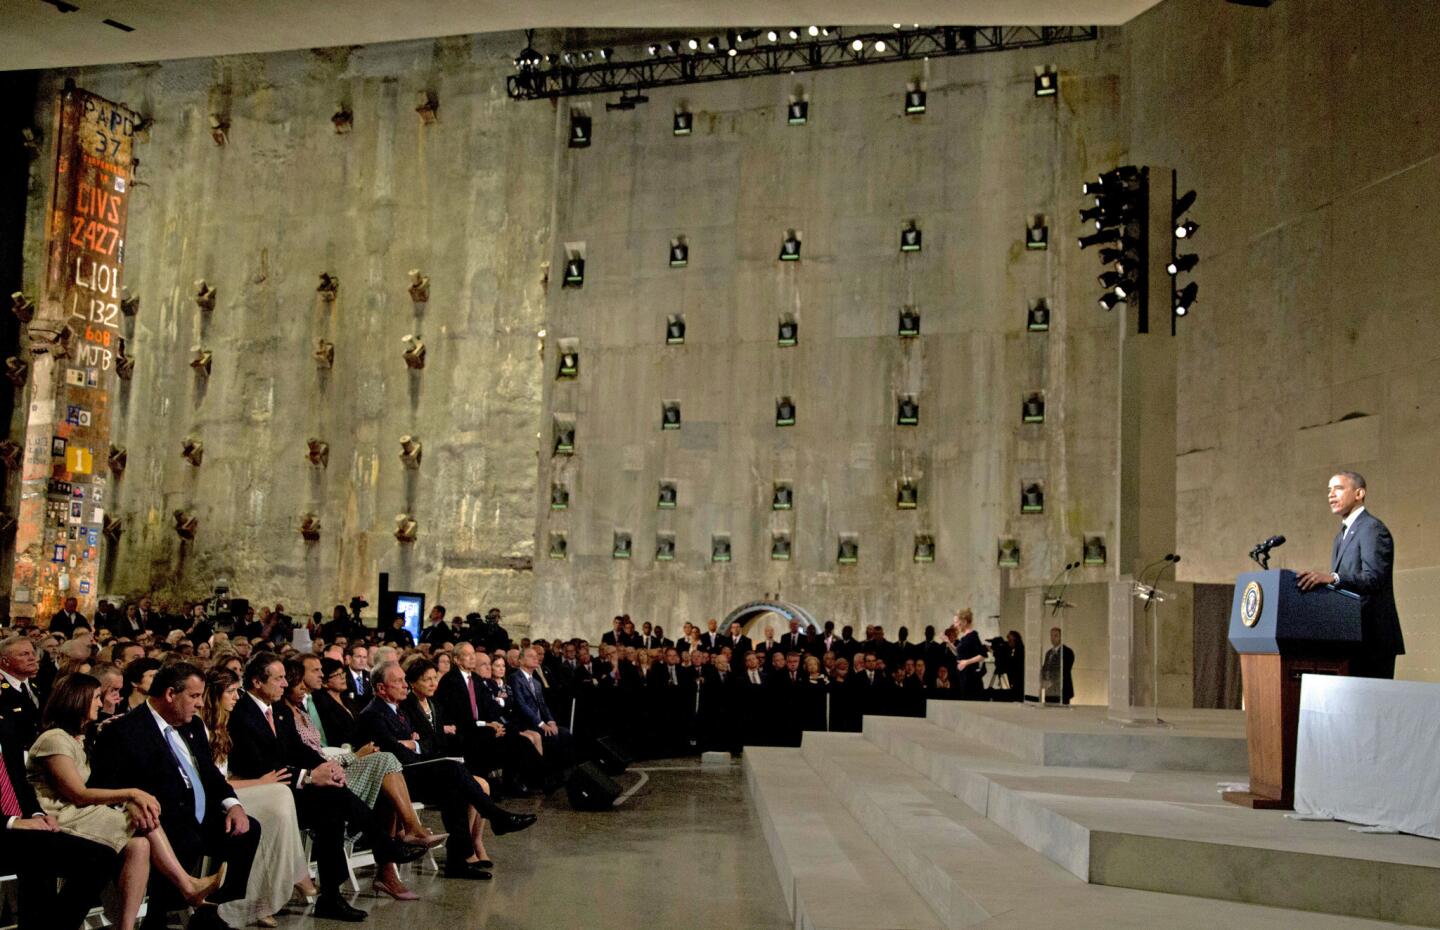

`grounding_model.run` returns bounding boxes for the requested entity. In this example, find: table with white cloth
[1293,674,1440,840]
